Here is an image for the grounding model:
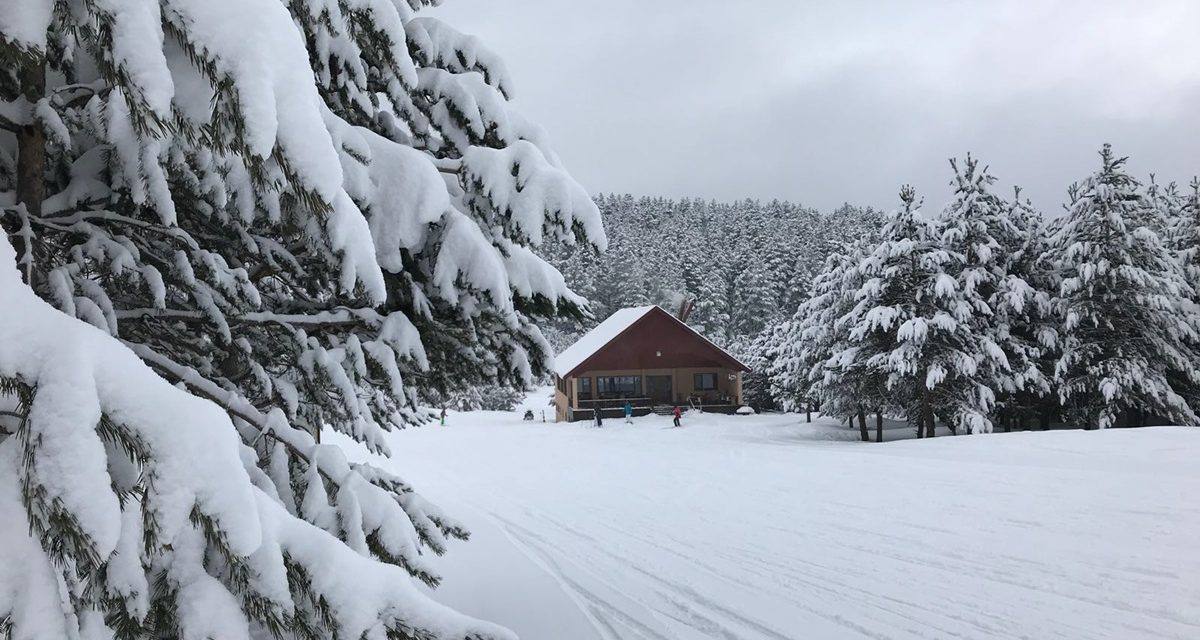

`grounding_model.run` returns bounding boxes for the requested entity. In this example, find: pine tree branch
[123,340,318,462]
[30,209,201,248]
[0,112,23,132]
[2,204,35,284]
[0,97,31,132]
[122,340,452,579]
[432,158,461,174]
[115,307,383,329]
[48,82,106,110]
